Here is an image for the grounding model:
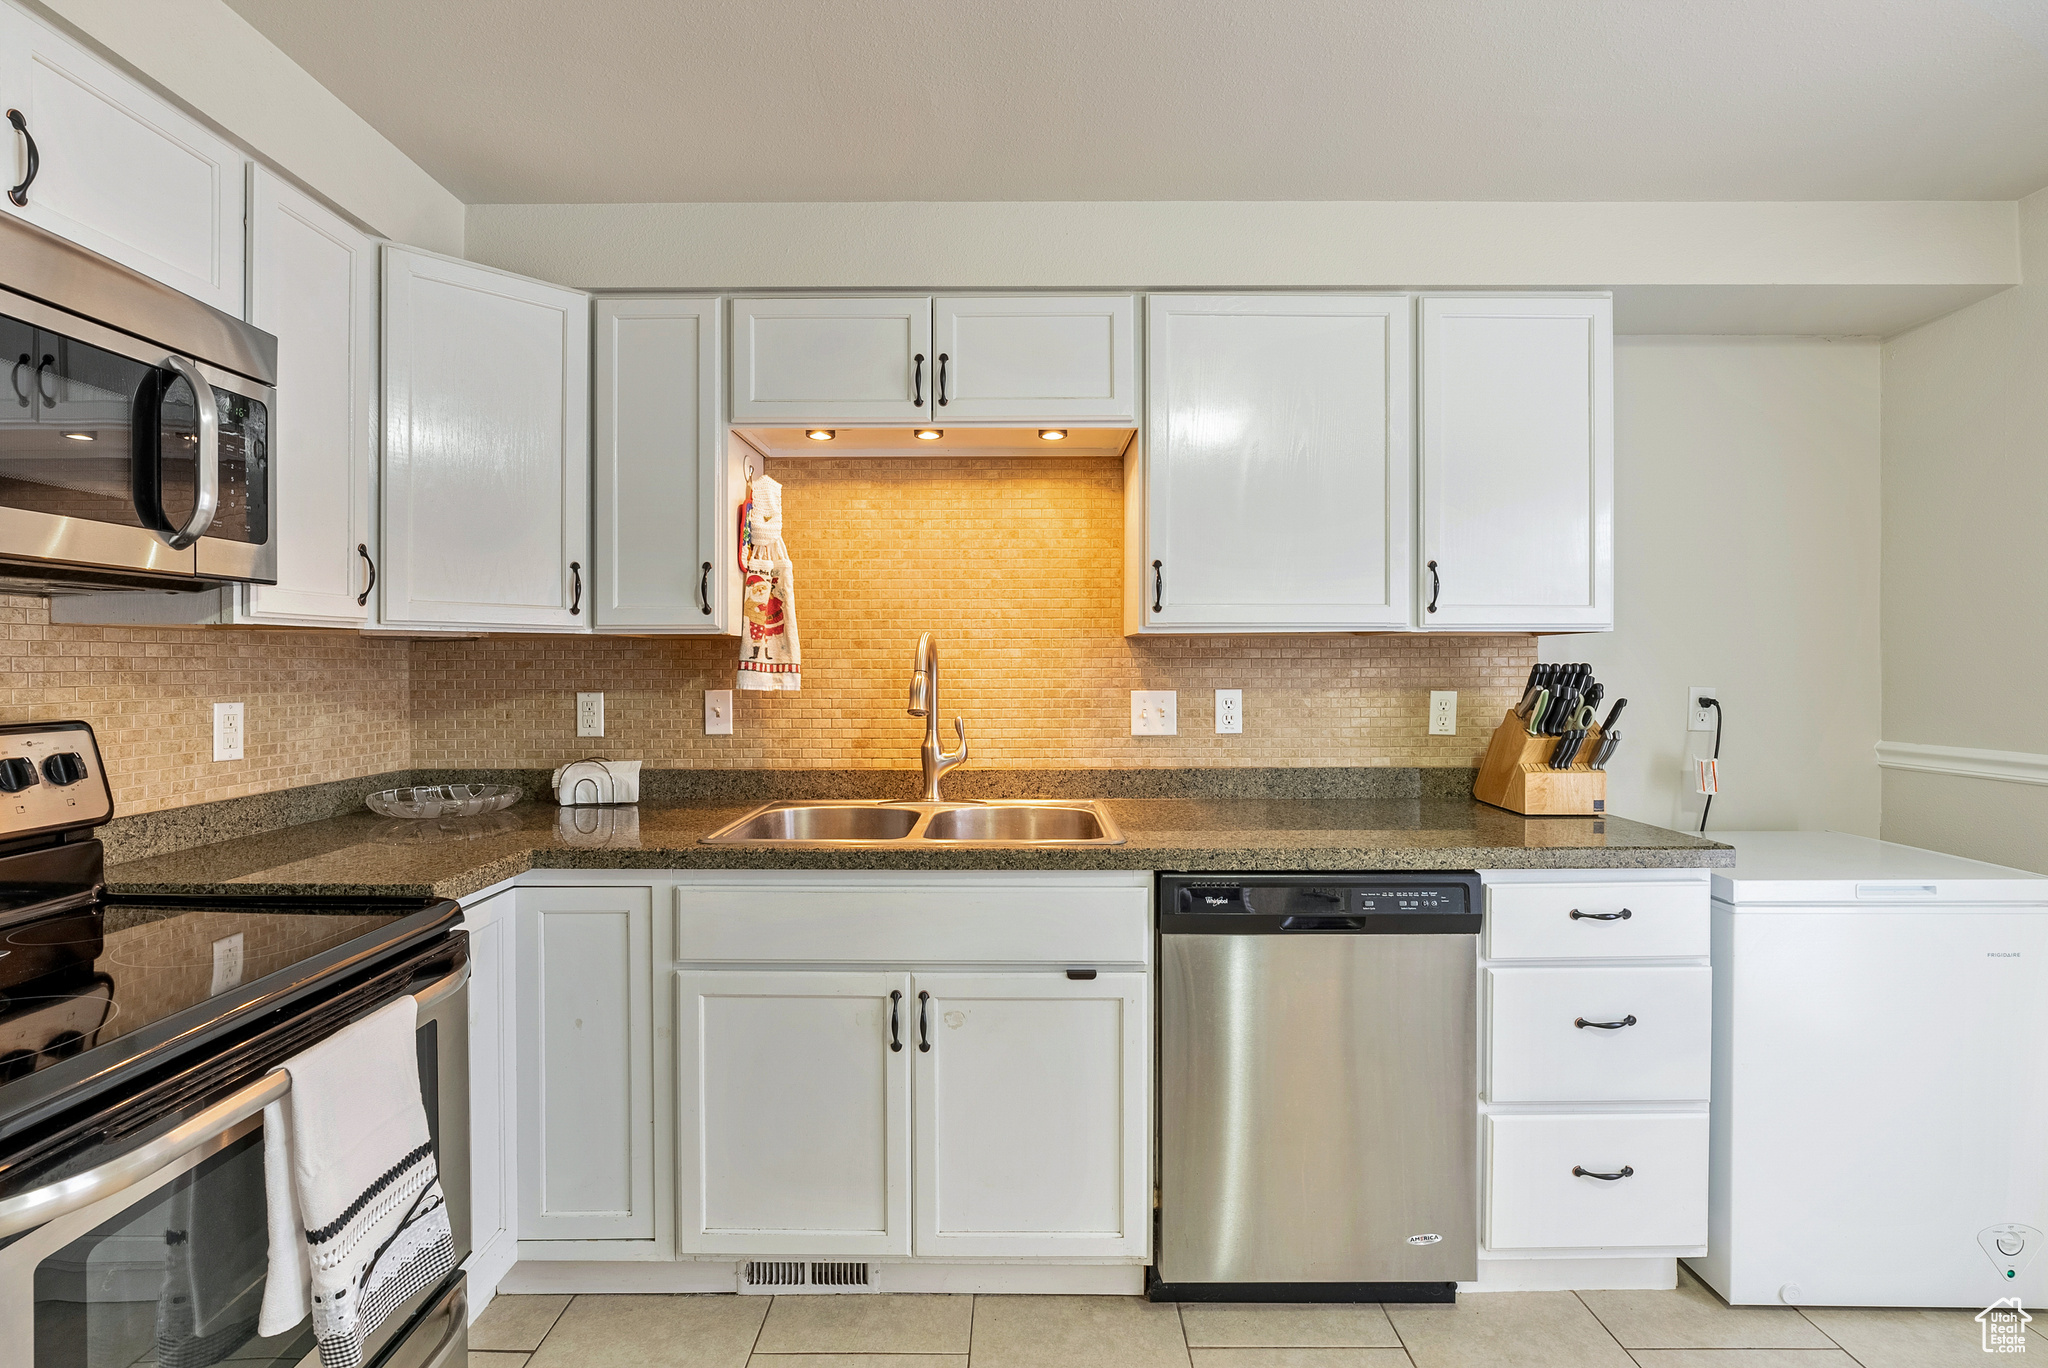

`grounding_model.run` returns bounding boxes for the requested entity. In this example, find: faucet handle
[941,717,969,767]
